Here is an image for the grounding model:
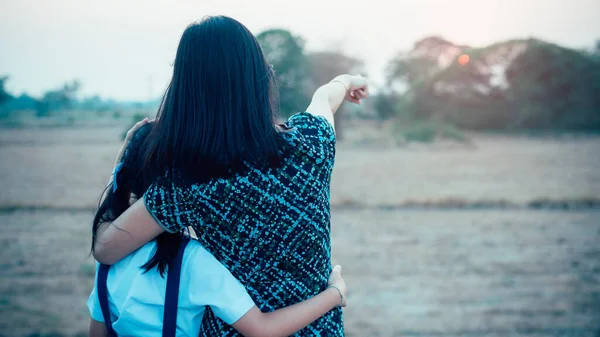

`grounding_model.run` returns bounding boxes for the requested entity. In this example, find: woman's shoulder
[285,112,335,139]
[281,112,336,163]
